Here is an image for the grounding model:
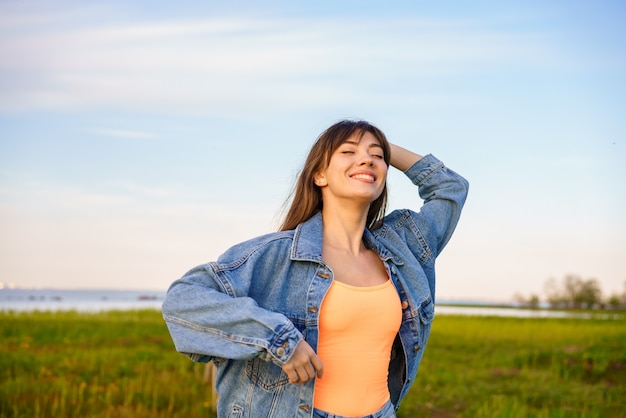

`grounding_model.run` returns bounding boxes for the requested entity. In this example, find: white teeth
[352,174,374,181]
